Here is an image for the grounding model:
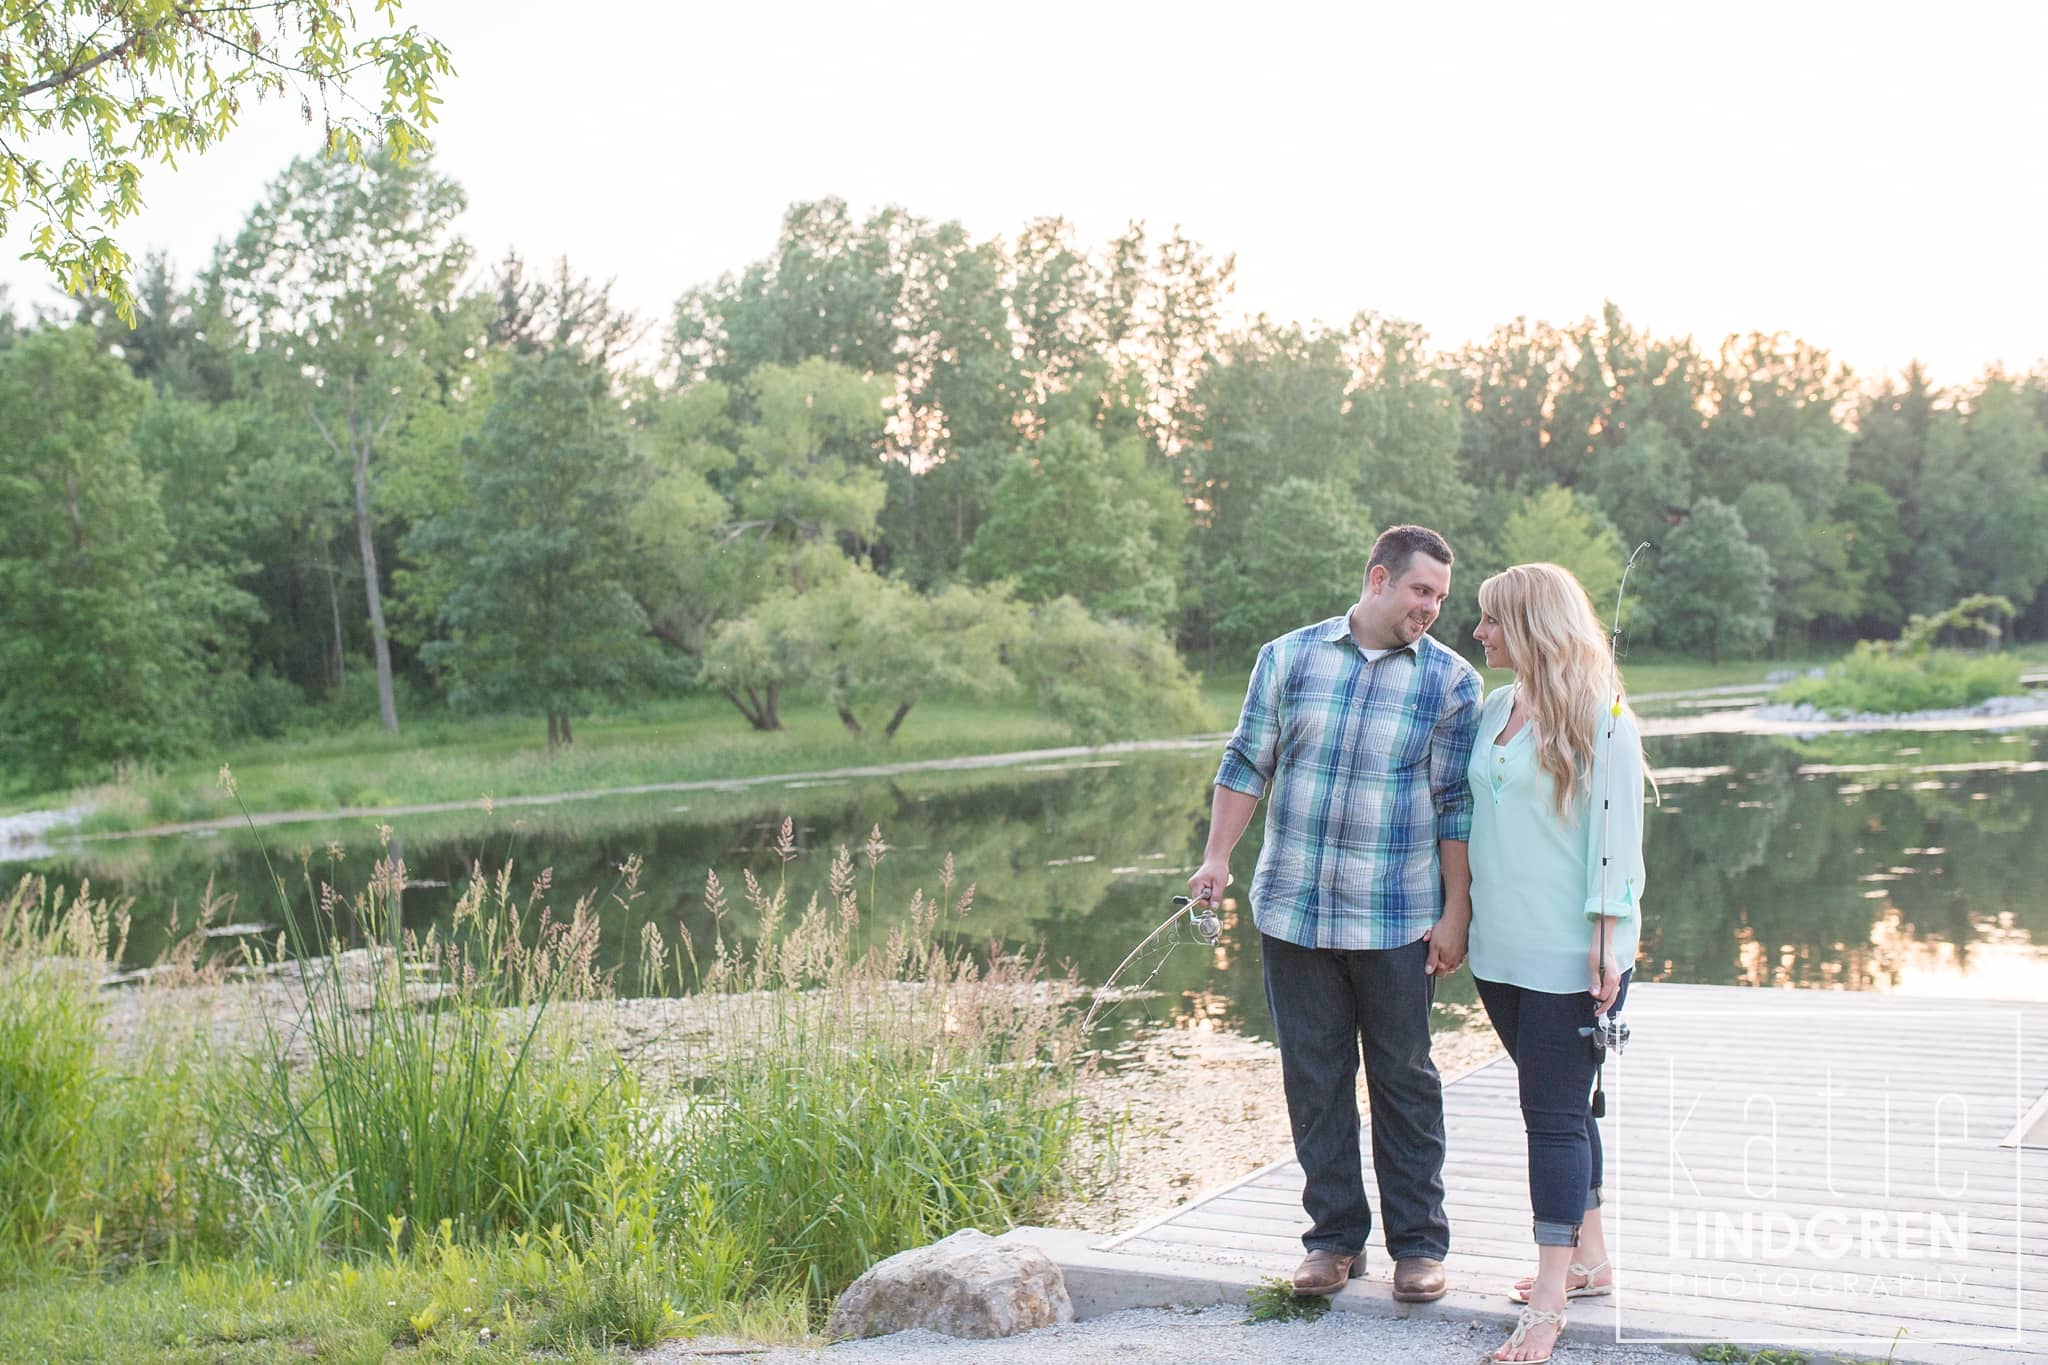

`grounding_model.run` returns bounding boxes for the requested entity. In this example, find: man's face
[1363,555,1452,645]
